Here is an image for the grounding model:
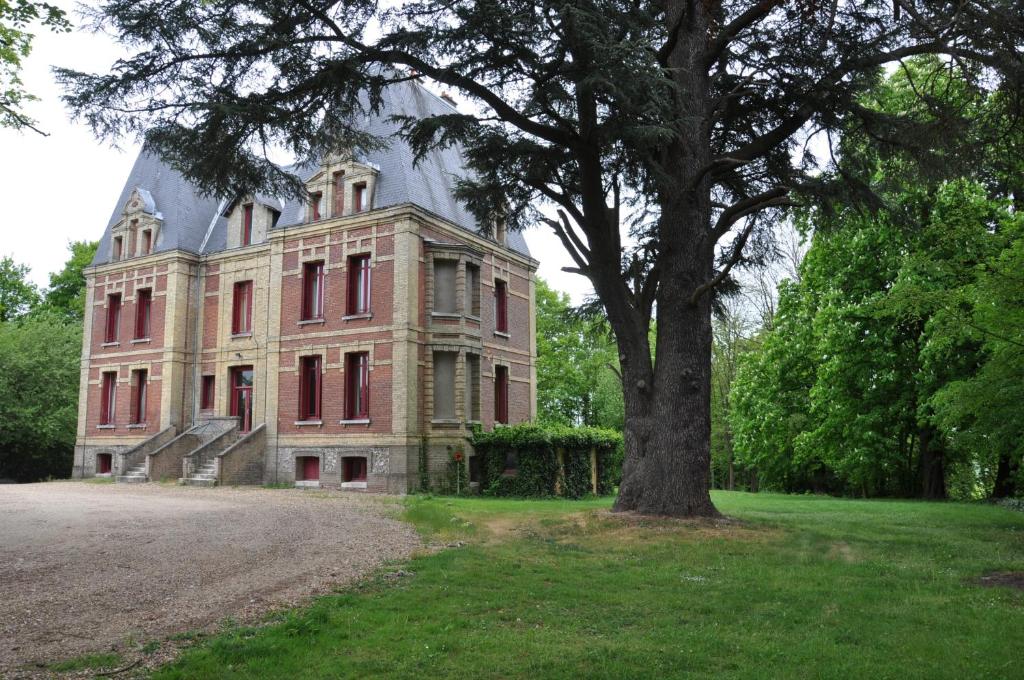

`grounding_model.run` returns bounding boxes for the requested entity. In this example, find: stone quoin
[72,80,539,491]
